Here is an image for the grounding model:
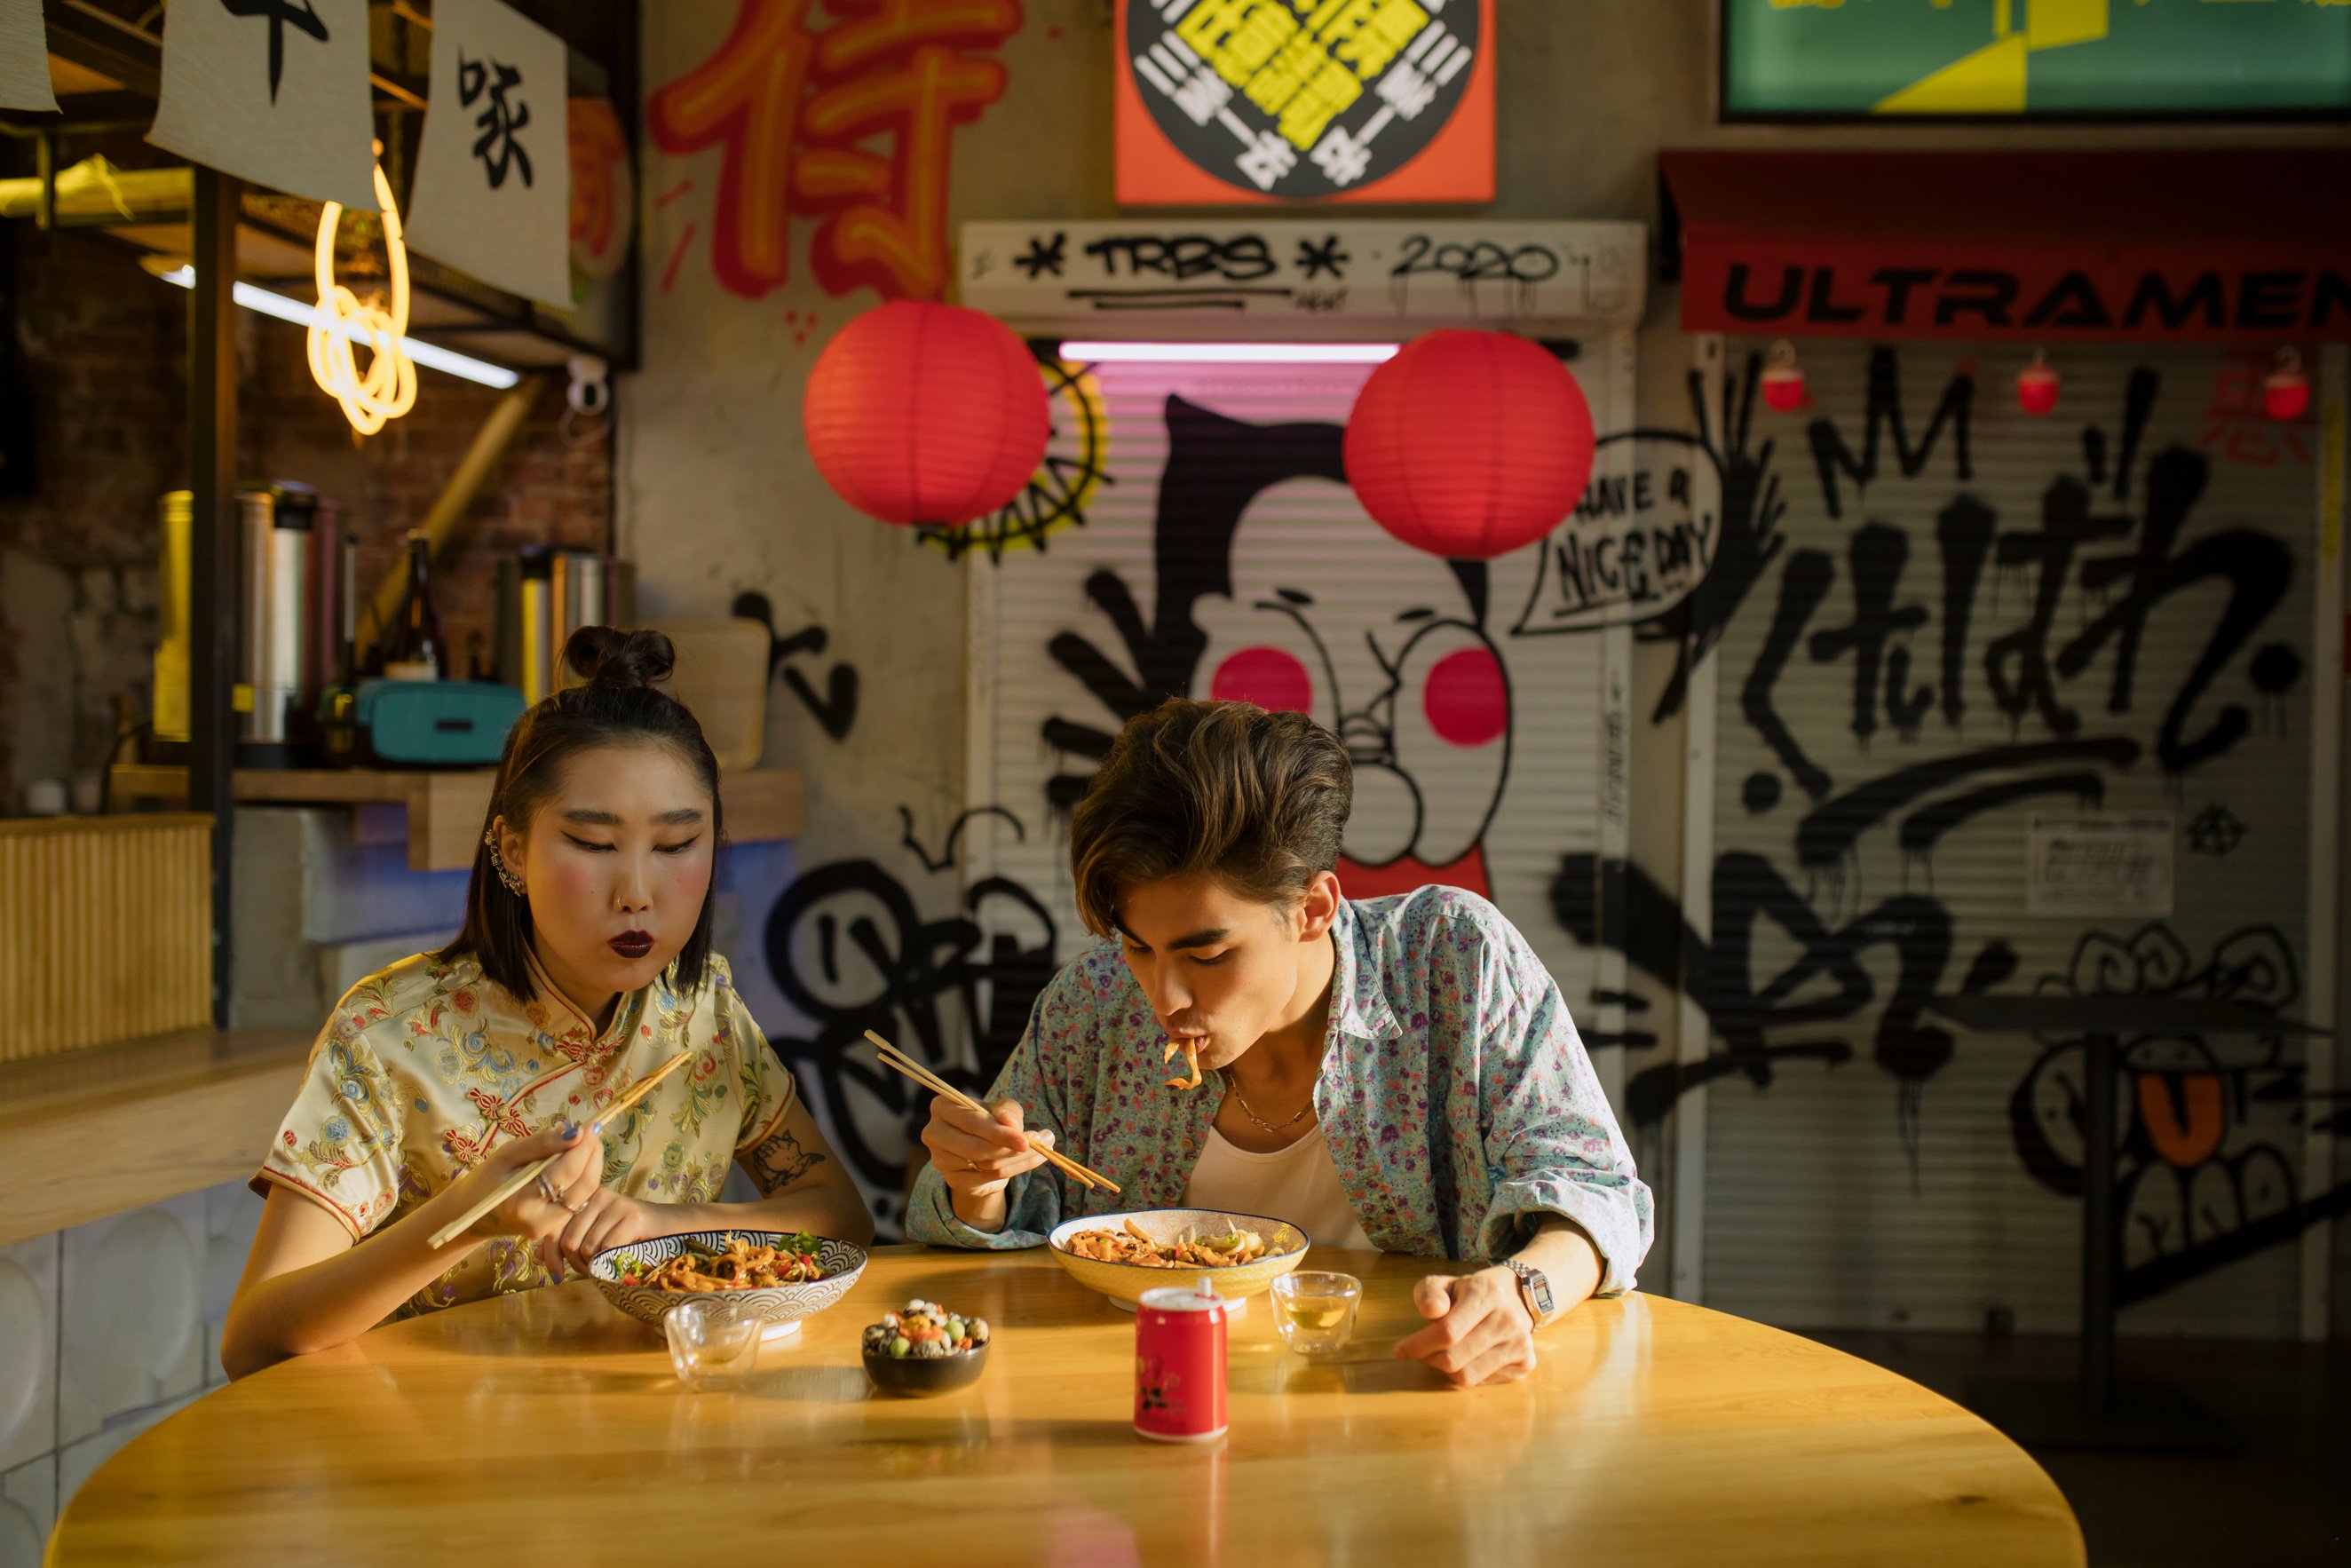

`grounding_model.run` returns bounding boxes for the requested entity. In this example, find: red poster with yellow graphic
[1116,0,1494,205]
